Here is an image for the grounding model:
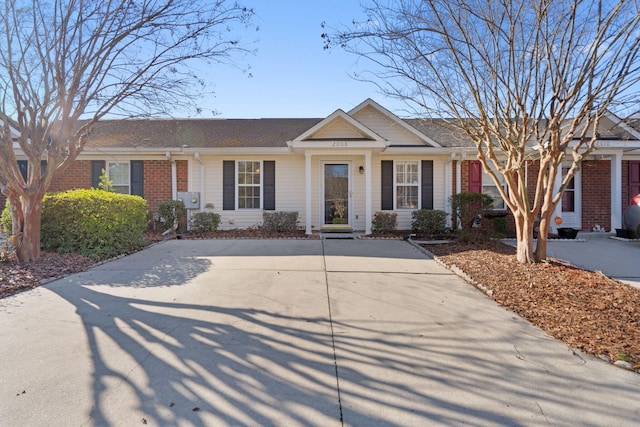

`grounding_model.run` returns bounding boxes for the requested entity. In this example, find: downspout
[455,151,466,229]
[445,152,455,228]
[456,151,466,195]
[194,152,205,212]
[166,151,177,200]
